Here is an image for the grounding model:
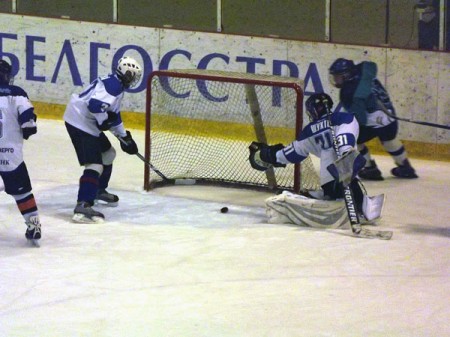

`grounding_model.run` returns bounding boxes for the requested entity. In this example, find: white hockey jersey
[0,84,36,172]
[64,74,127,137]
[276,112,359,186]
